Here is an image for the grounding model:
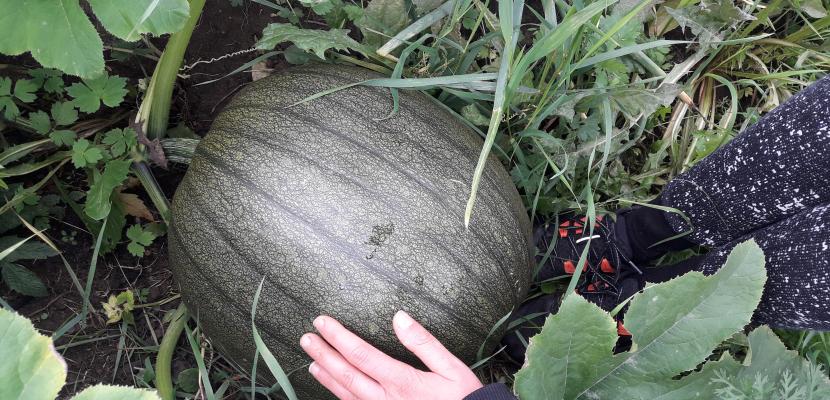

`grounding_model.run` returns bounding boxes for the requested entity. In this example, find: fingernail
[313,316,325,330]
[393,310,414,330]
[309,362,319,375]
[300,334,312,348]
